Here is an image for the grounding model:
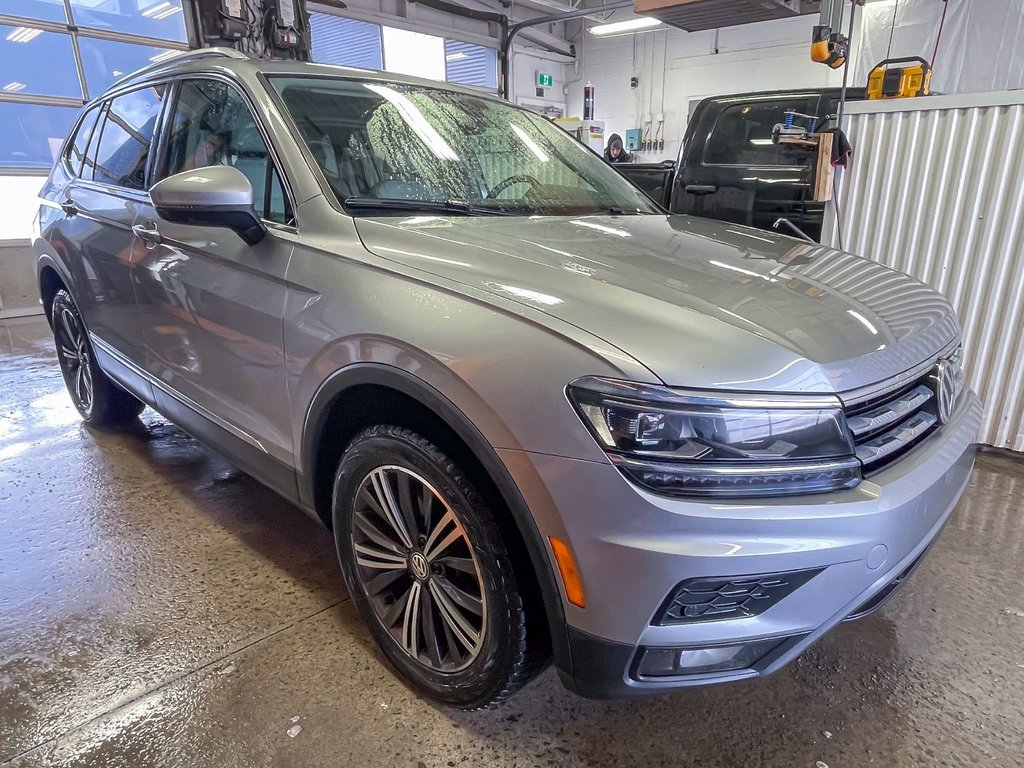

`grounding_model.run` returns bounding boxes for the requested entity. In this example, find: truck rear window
[705,99,814,166]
